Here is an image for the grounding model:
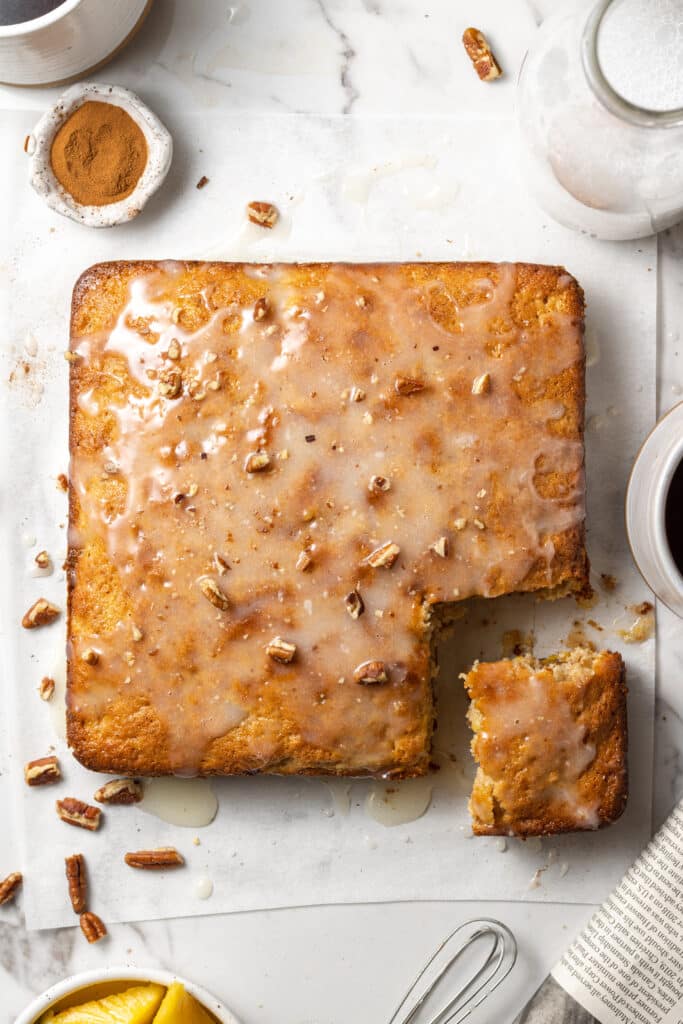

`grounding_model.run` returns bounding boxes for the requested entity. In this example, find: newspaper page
[515,800,683,1024]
